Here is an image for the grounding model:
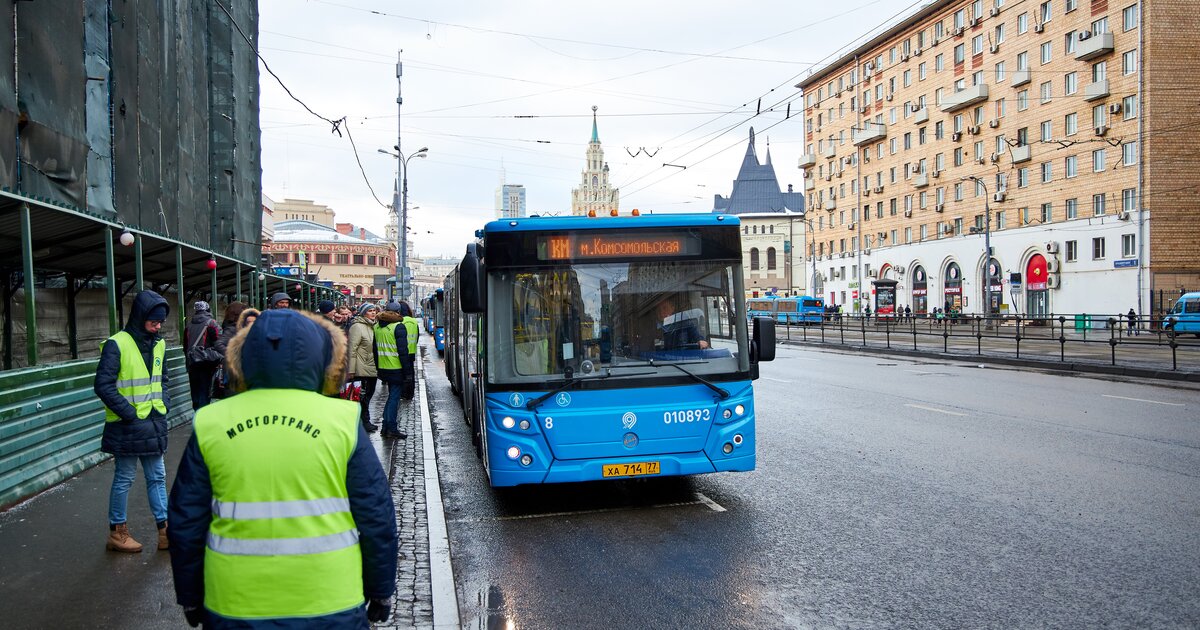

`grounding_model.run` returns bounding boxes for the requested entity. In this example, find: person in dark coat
[210,302,246,401]
[94,290,172,553]
[183,301,221,410]
[168,310,398,629]
[269,292,292,309]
